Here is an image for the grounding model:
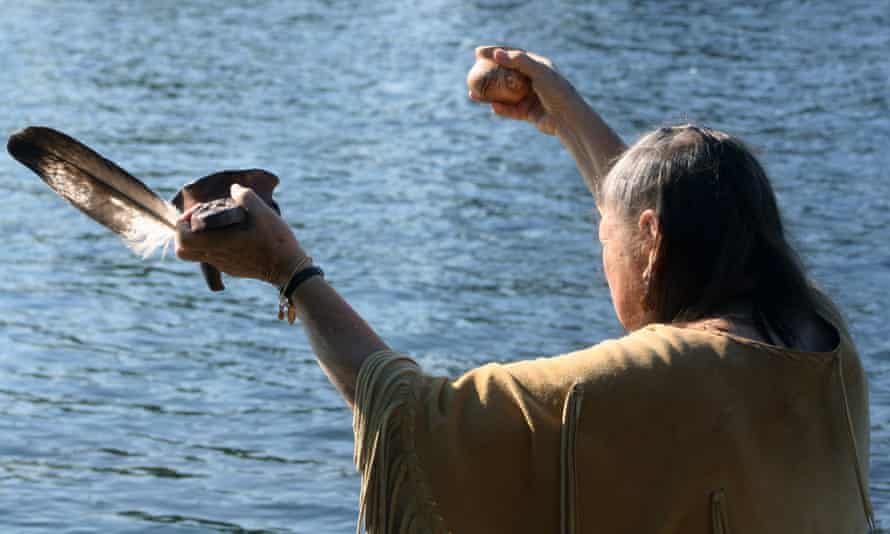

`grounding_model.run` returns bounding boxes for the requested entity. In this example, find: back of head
[600,124,815,345]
